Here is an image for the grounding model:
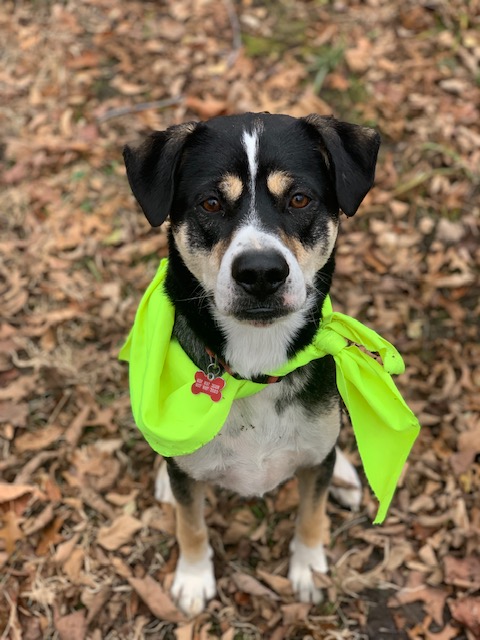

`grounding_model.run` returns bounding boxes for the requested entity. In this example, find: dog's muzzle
[232,250,290,300]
